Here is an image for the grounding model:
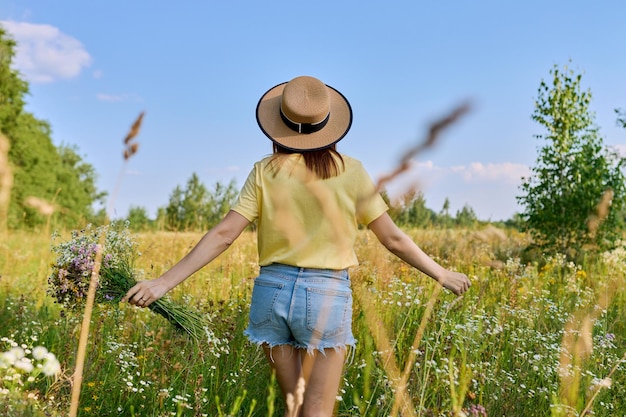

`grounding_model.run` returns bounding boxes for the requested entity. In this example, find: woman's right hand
[121,278,169,308]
